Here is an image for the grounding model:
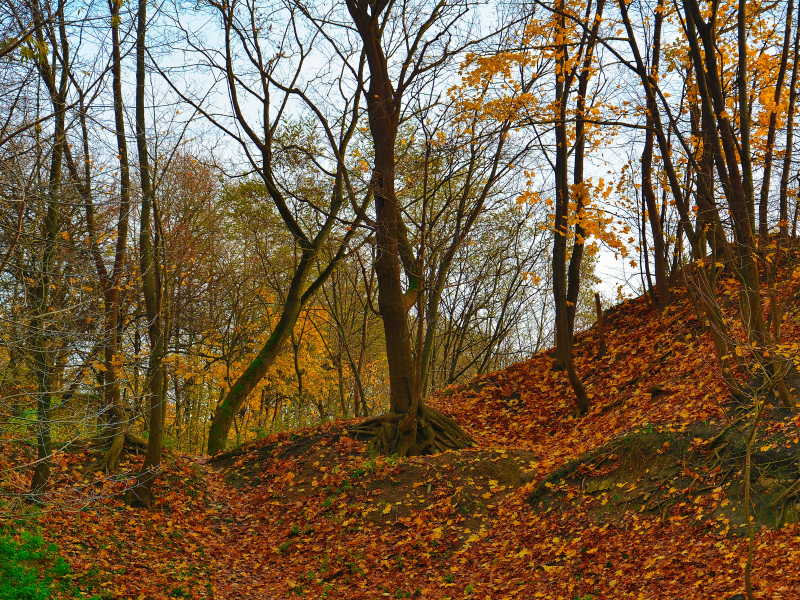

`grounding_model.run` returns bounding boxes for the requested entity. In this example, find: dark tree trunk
[758,0,794,240]
[29,0,67,495]
[127,0,165,506]
[567,0,606,337]
[640,0,670,310]
[594,293,606,359]
[552,0,590,414]
[780,1,800,240]
[345,0,472,454]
